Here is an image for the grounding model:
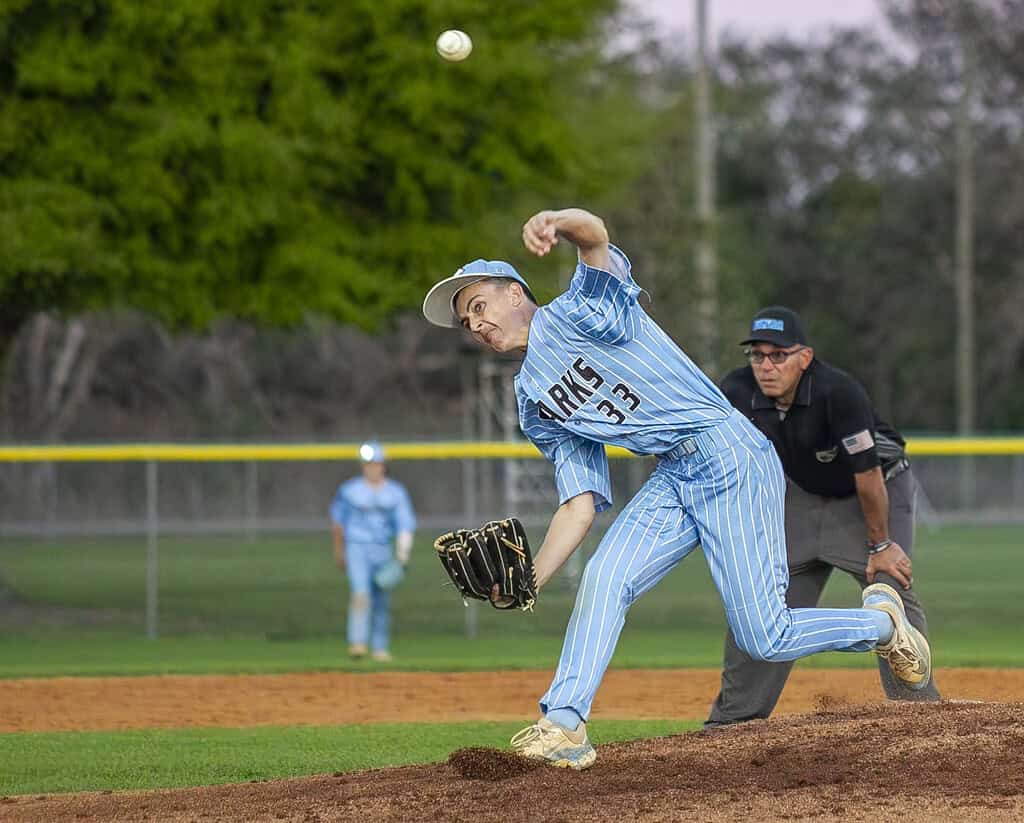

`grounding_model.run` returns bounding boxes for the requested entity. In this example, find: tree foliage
[0,0,647,337]
[4,0,1024,437]
[602,0,1024,430]
[702,0,1024,429]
